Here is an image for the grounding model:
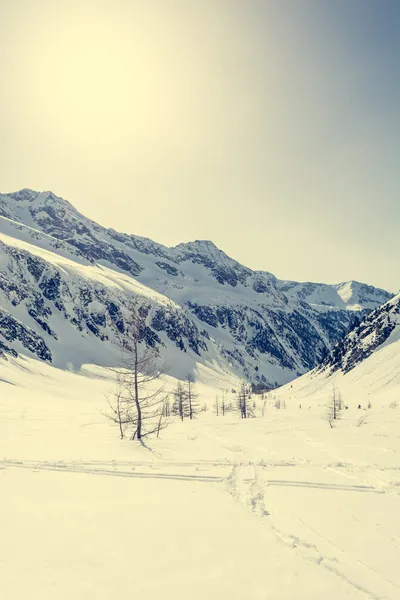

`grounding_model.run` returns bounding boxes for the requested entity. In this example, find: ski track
[0,459,227,483]
[294,429,400,494]
[3,431,400,600]
[224,460,400,600]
